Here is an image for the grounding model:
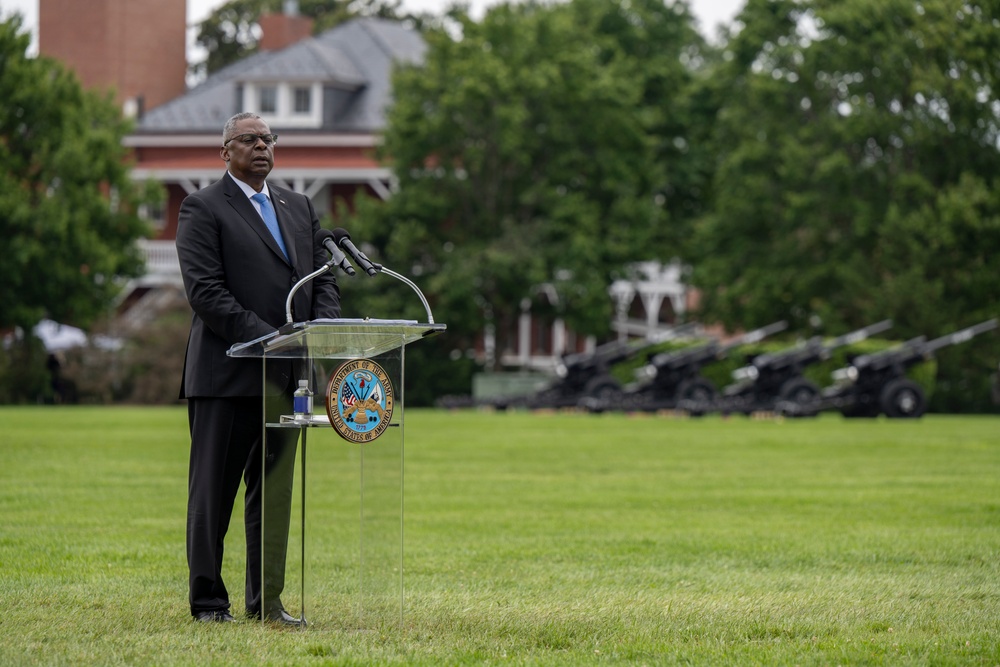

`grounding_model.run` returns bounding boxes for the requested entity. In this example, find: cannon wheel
[676,378,717,416]
[880,379,926,418]
[583,375,622,403]
[778,377,821,416]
